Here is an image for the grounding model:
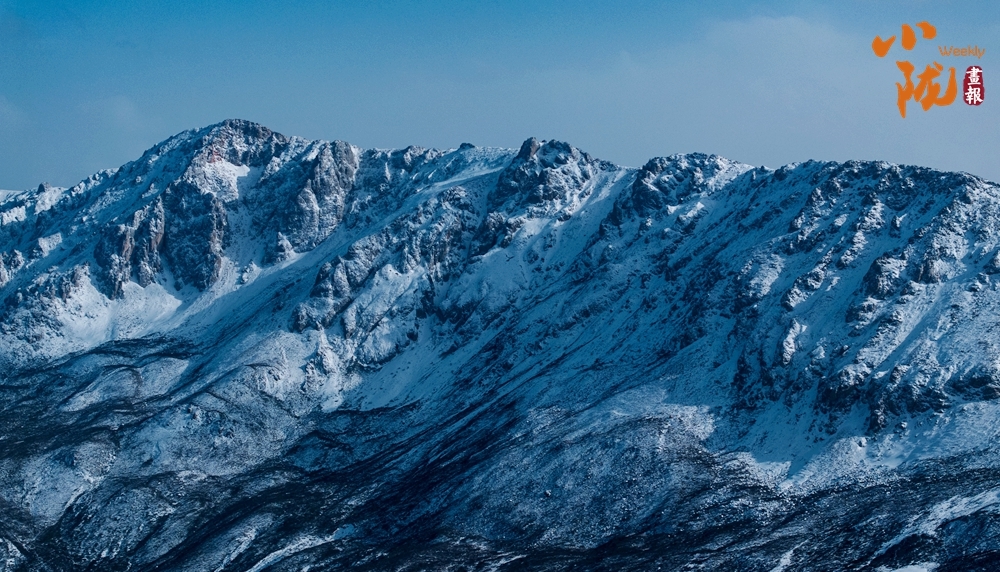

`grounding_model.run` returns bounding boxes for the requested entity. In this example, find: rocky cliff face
[2,120,1000,570]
